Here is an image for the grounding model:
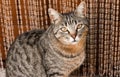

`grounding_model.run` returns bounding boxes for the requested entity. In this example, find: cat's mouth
[70,39,79,44]
[72,39,77,42]
[71,36,81,44]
